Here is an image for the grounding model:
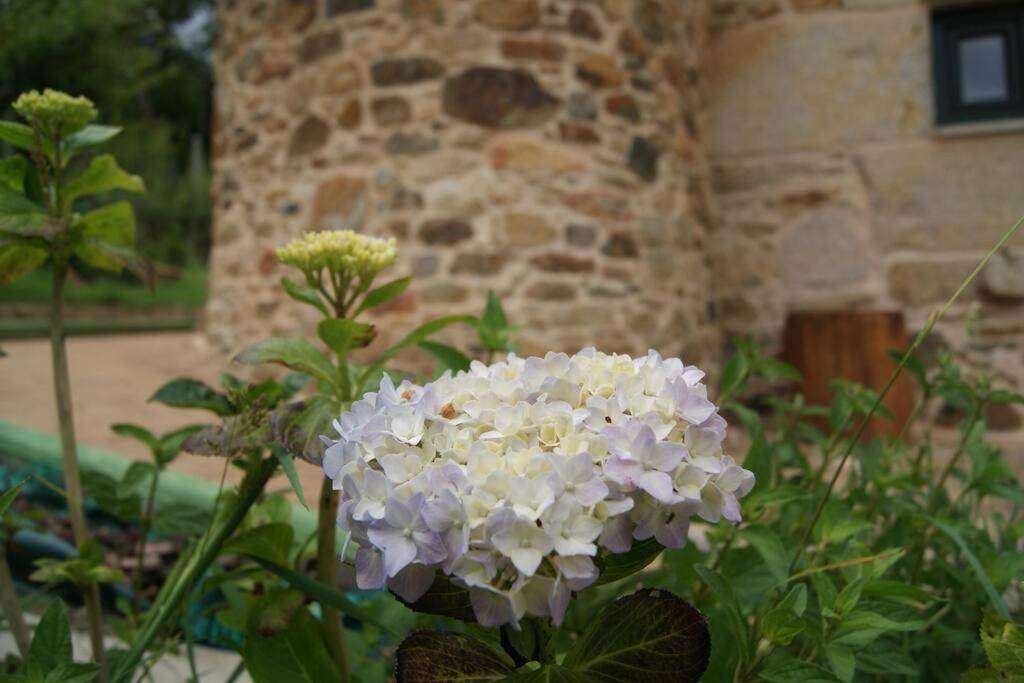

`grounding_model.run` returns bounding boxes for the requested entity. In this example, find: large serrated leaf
[63,154,143,207]
[235,337,339,391]
[398,572,476,622]
[28,599,73,679]
[561,589,710,682]
[243,608,338,683]
[395,631,512,682]
[593,538,663,586]
[150,378,235,416]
